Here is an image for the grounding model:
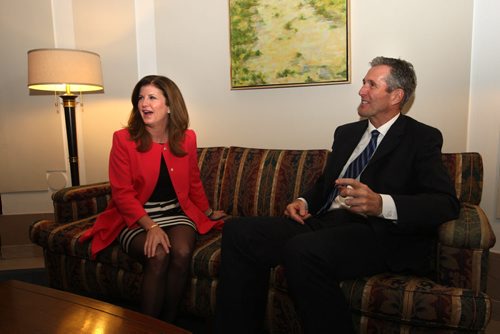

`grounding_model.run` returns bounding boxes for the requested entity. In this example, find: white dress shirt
[302,114,399,220]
